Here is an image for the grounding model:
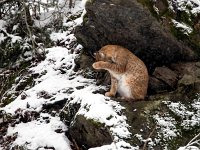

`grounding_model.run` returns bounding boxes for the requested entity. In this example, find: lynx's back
[94,45,149,100]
